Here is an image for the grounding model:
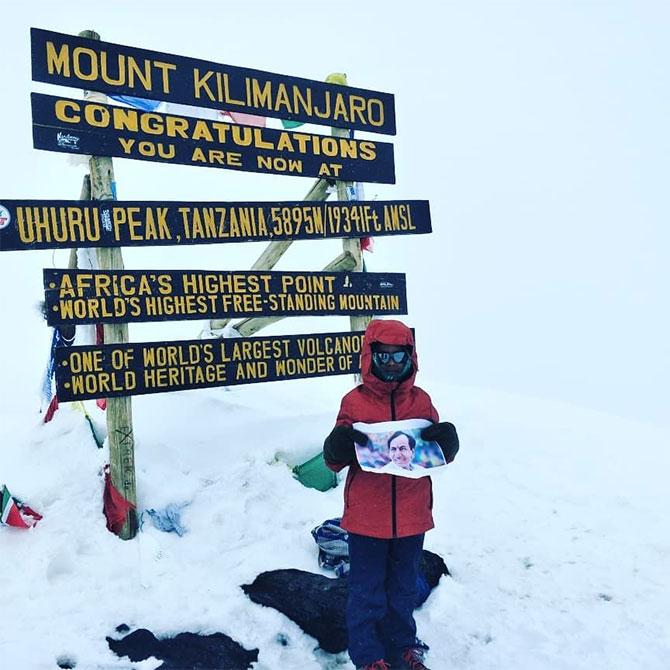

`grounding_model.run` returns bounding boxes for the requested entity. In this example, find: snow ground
[2,376,668,669]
